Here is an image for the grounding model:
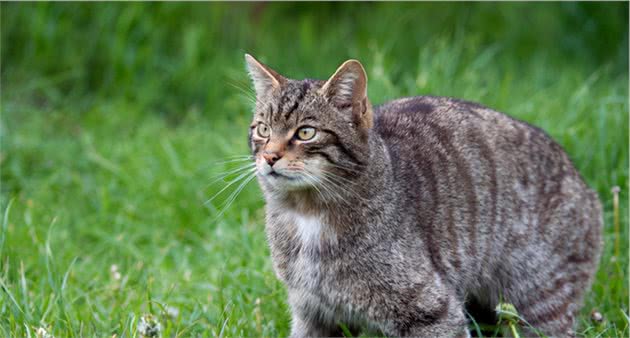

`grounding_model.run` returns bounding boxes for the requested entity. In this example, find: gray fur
[245,55,602,337]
